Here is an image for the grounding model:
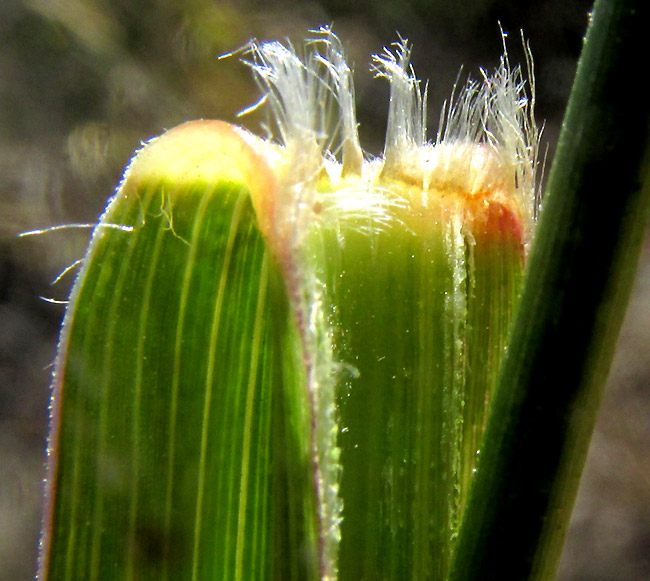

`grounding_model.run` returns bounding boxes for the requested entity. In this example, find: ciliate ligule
[240,26,539,252]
